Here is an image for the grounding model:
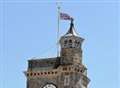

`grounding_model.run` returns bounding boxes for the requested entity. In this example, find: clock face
[43,84,56,88]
